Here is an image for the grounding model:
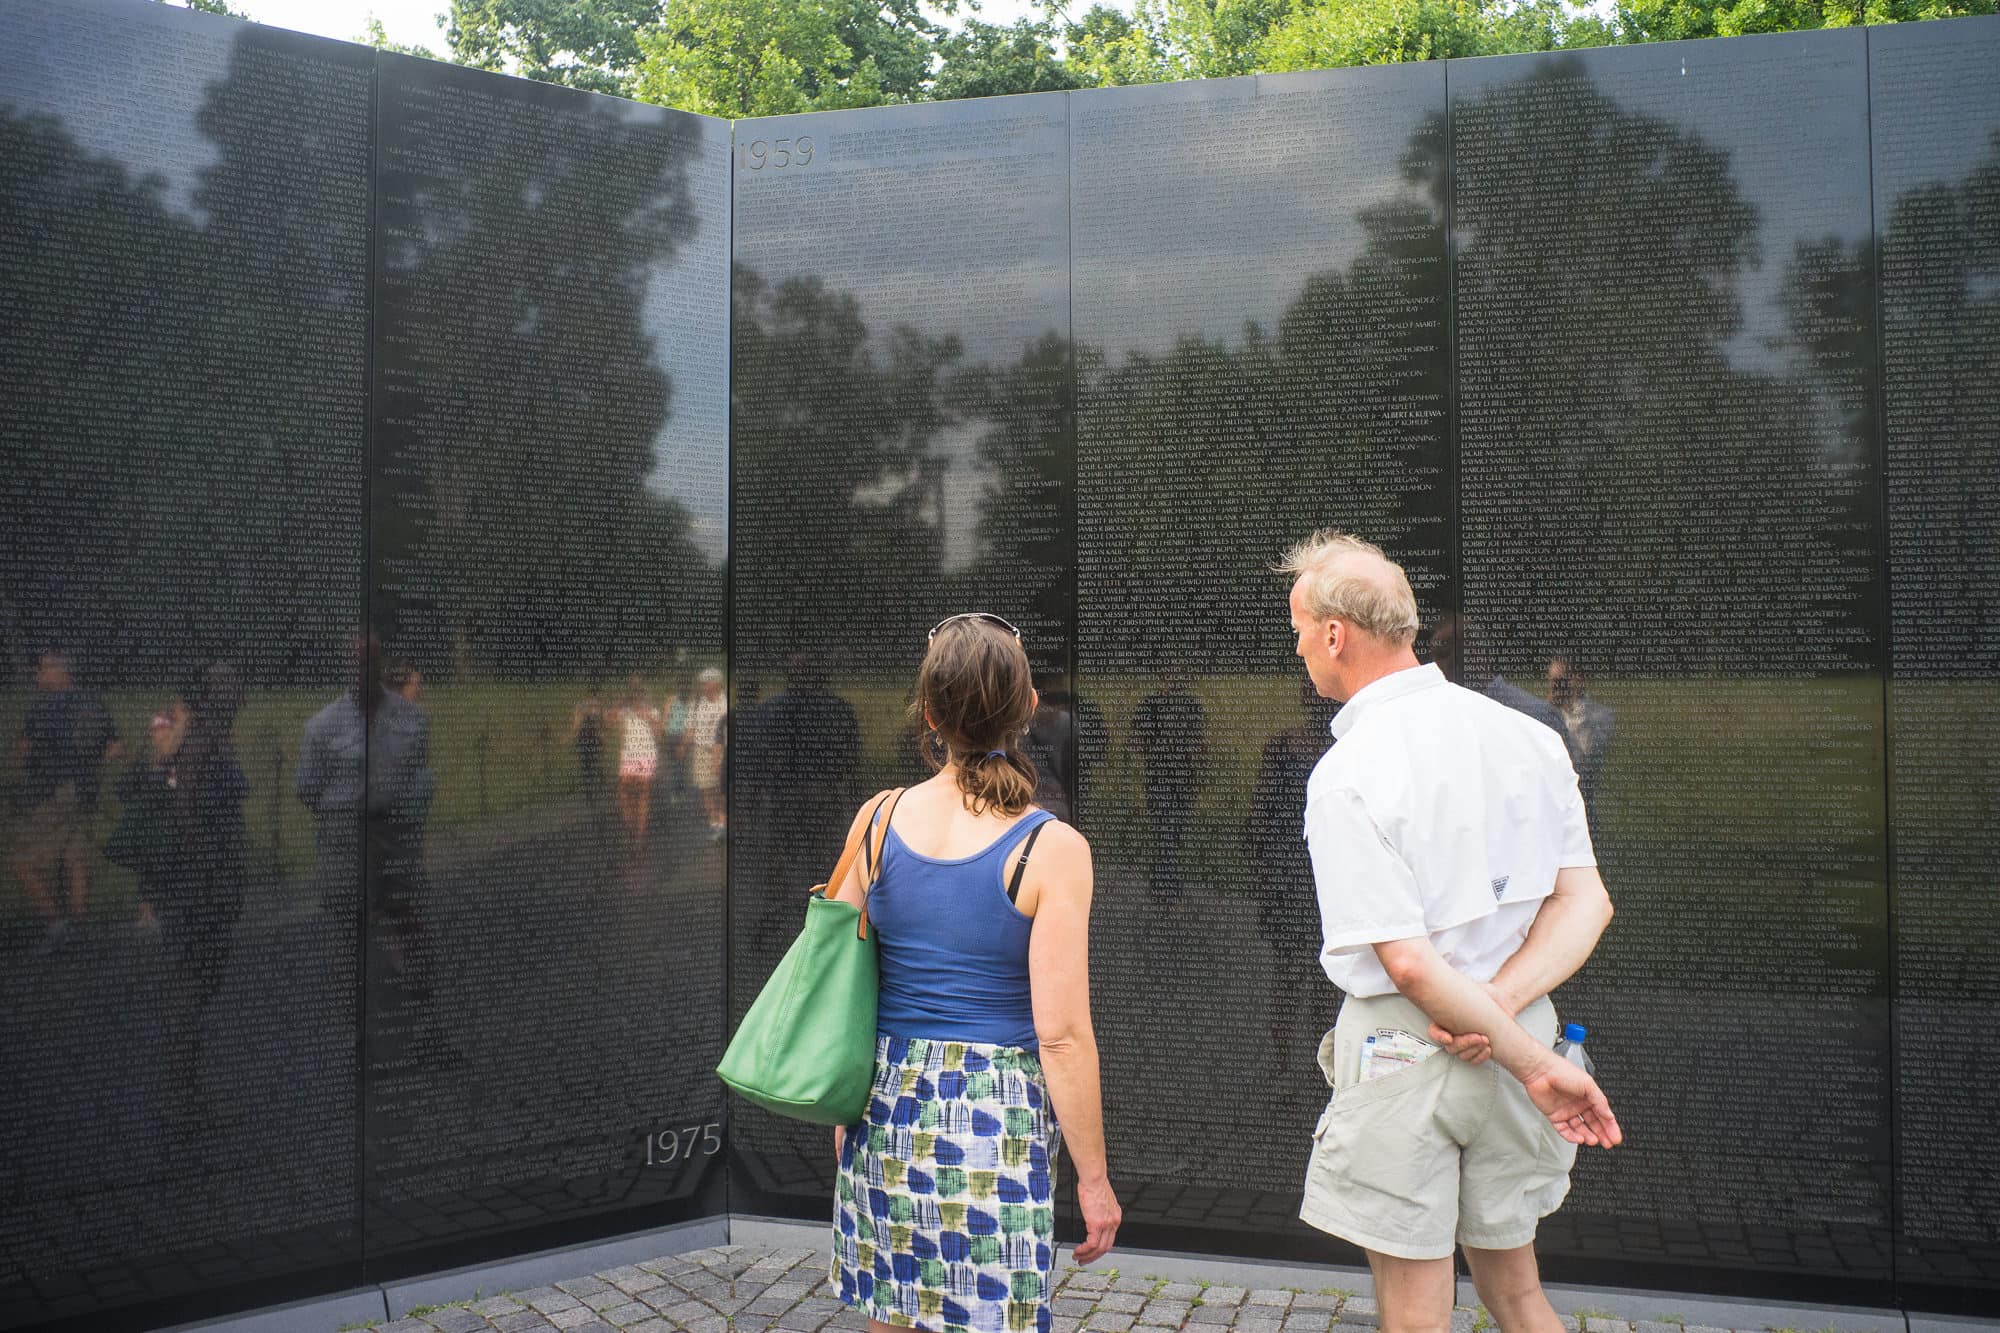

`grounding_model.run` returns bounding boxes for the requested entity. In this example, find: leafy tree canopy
[420,0,1989,114]
[633,0,944,116]
[934,18,1084,99]
[446,0,660,94]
